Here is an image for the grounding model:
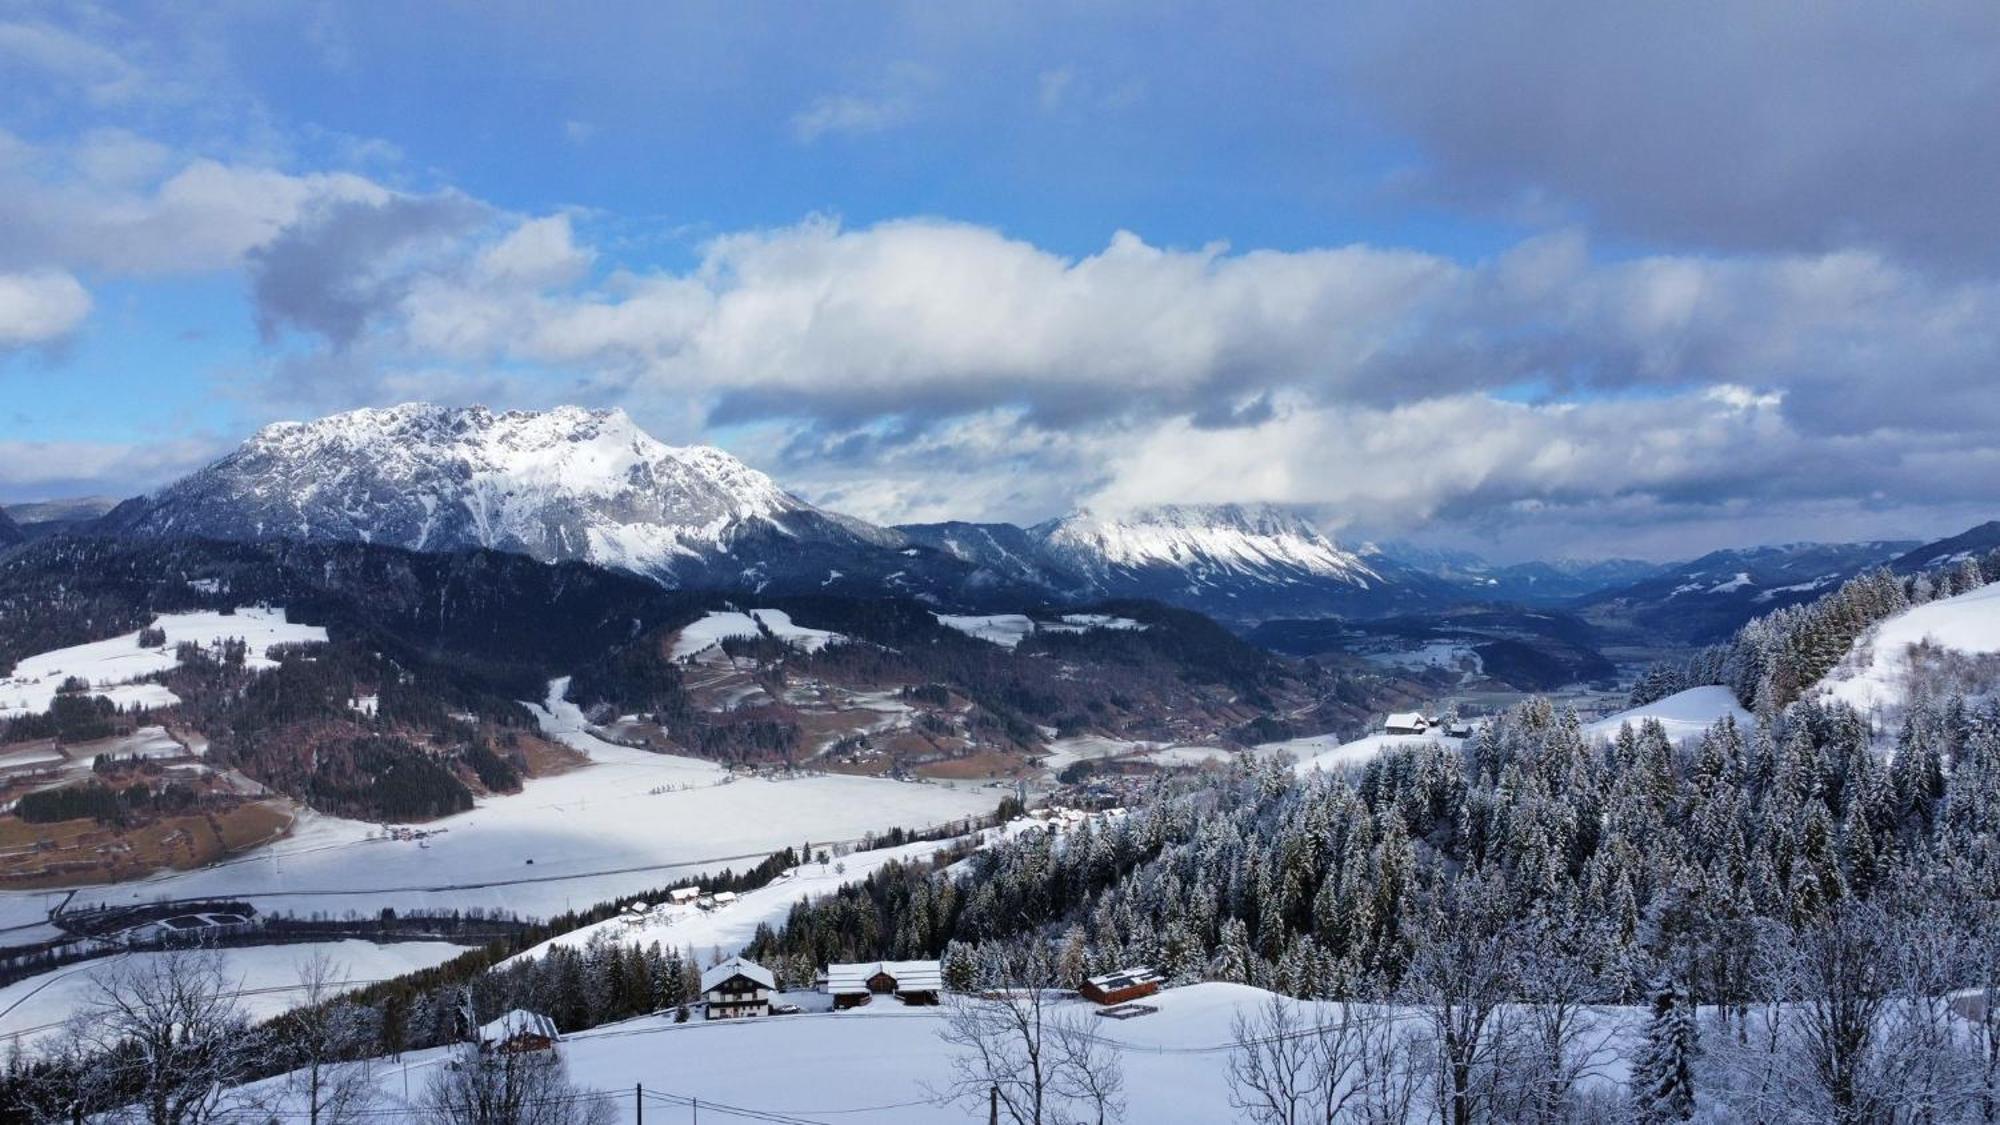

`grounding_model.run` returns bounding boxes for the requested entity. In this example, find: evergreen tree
[1630,979,1697,1122]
